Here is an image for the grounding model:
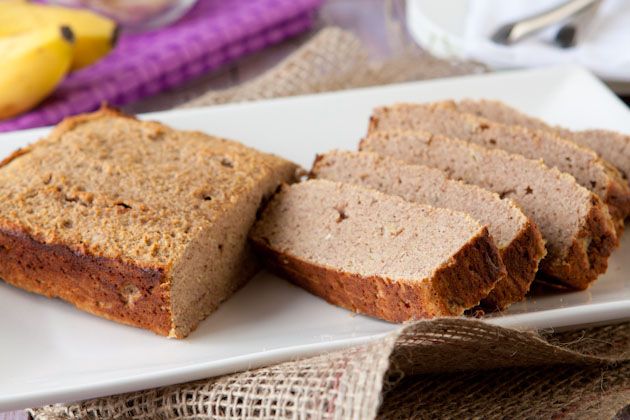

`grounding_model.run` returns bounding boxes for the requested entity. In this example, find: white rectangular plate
[1,66,629,411]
